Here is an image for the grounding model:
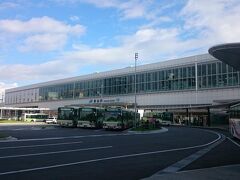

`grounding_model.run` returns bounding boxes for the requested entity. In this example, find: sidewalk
[145,164,240,180]
[0,122,47,126]
[172,124,229,132]
[192,125,229,132]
